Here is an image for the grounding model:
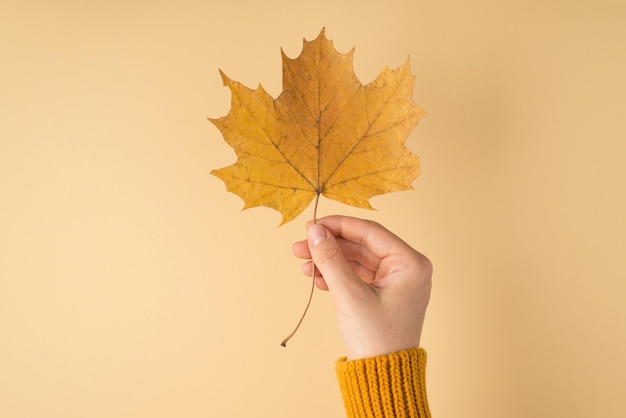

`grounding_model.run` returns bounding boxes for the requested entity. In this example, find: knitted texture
[336,348,431,418]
